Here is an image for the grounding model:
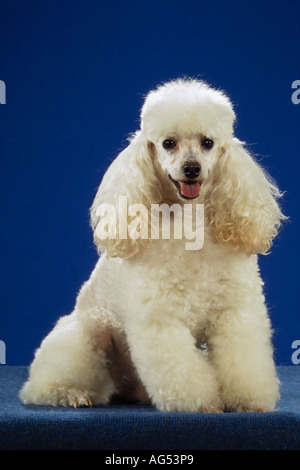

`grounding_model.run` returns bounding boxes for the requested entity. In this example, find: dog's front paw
[151,375,222,413]
[220,379,280,413]
[231,406,265,413]
[57,387,94,407]
[221,388,279,413]
[155,394,223,413]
